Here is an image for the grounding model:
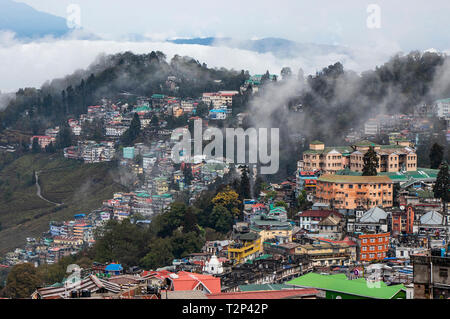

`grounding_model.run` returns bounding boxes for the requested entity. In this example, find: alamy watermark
[67,4,82,29]
[367,4,381,29]
[171,120,279,174]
